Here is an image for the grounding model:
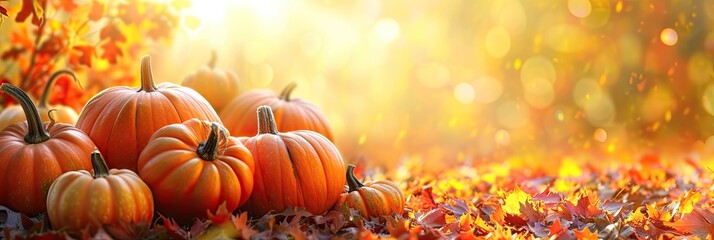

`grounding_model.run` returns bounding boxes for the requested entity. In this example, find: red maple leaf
[0,3,8,19]
[100,41,122,64]
[16,0,46,26]
[100,23,126,42]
